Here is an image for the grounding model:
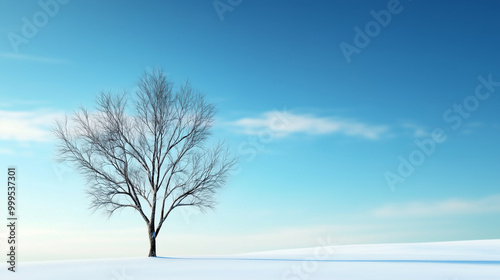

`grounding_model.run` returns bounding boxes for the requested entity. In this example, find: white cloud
[372,195,500,218]
[0,148,14,154]
[231,111,389,140]
[0,99,48,108]
[462,121,485,135]
[0,109,63,142]
[465,122,485,128]
[401,122,429,138]
[0,52,67,64]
